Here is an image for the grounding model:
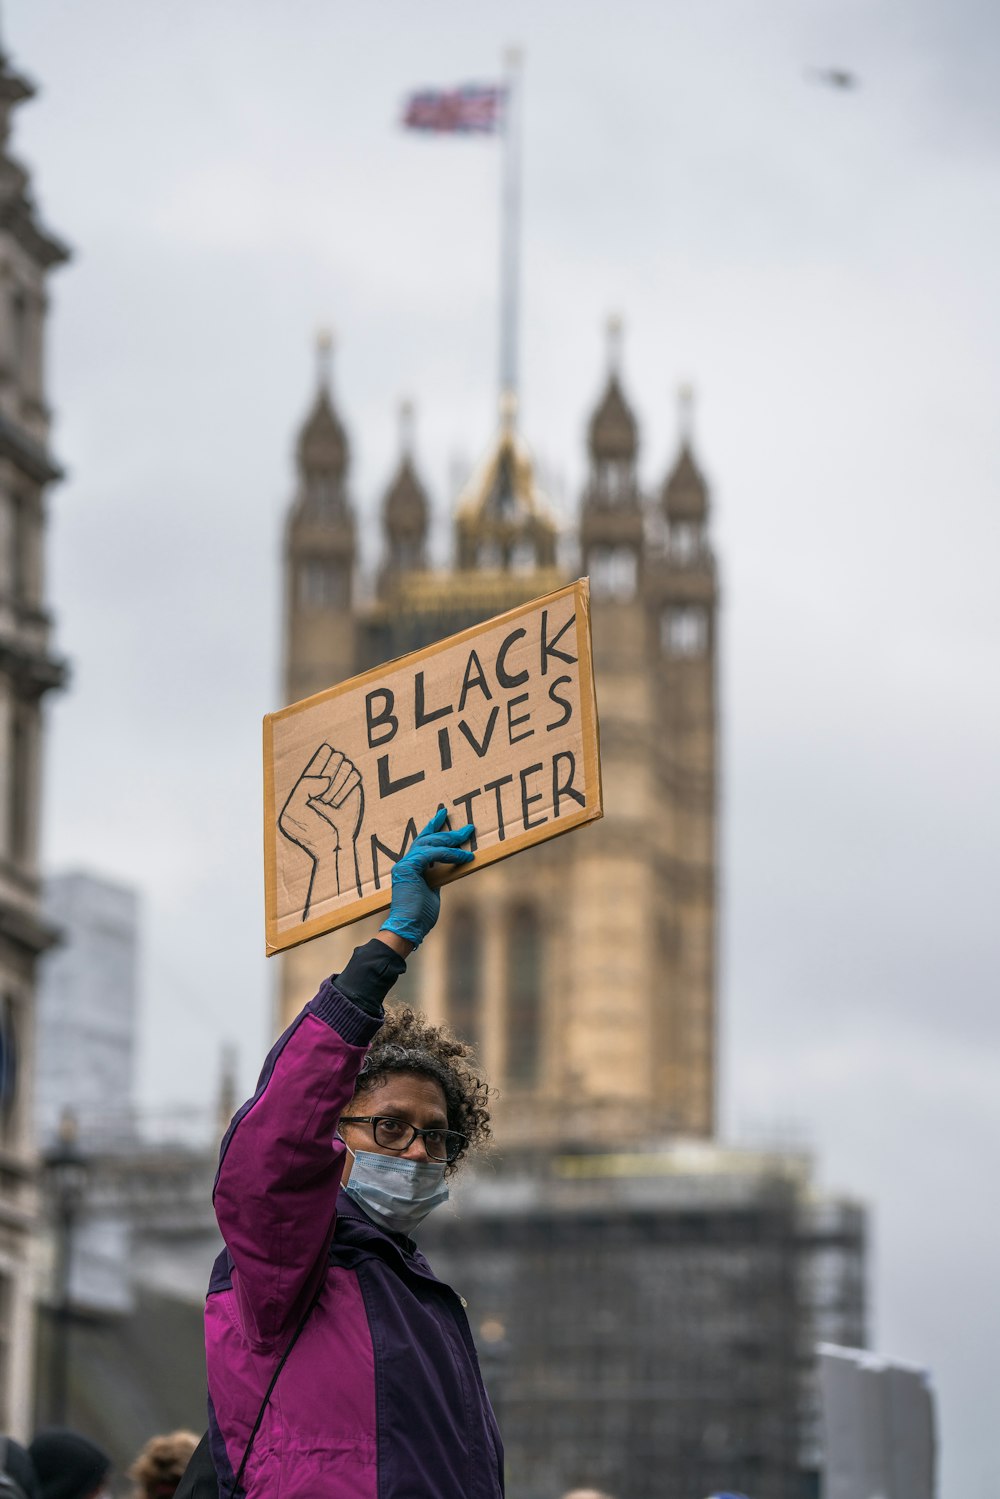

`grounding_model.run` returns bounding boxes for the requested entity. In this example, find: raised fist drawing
[278,745,365,919]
